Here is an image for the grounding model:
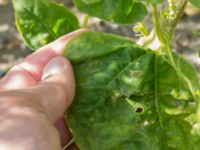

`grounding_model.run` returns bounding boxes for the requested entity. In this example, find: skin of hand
[0,29,89,150]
